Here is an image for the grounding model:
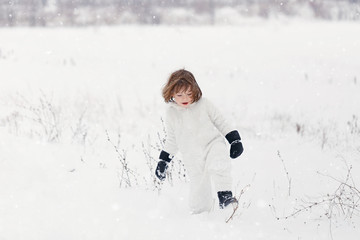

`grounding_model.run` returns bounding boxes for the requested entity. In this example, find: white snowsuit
[163,97,234,213]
